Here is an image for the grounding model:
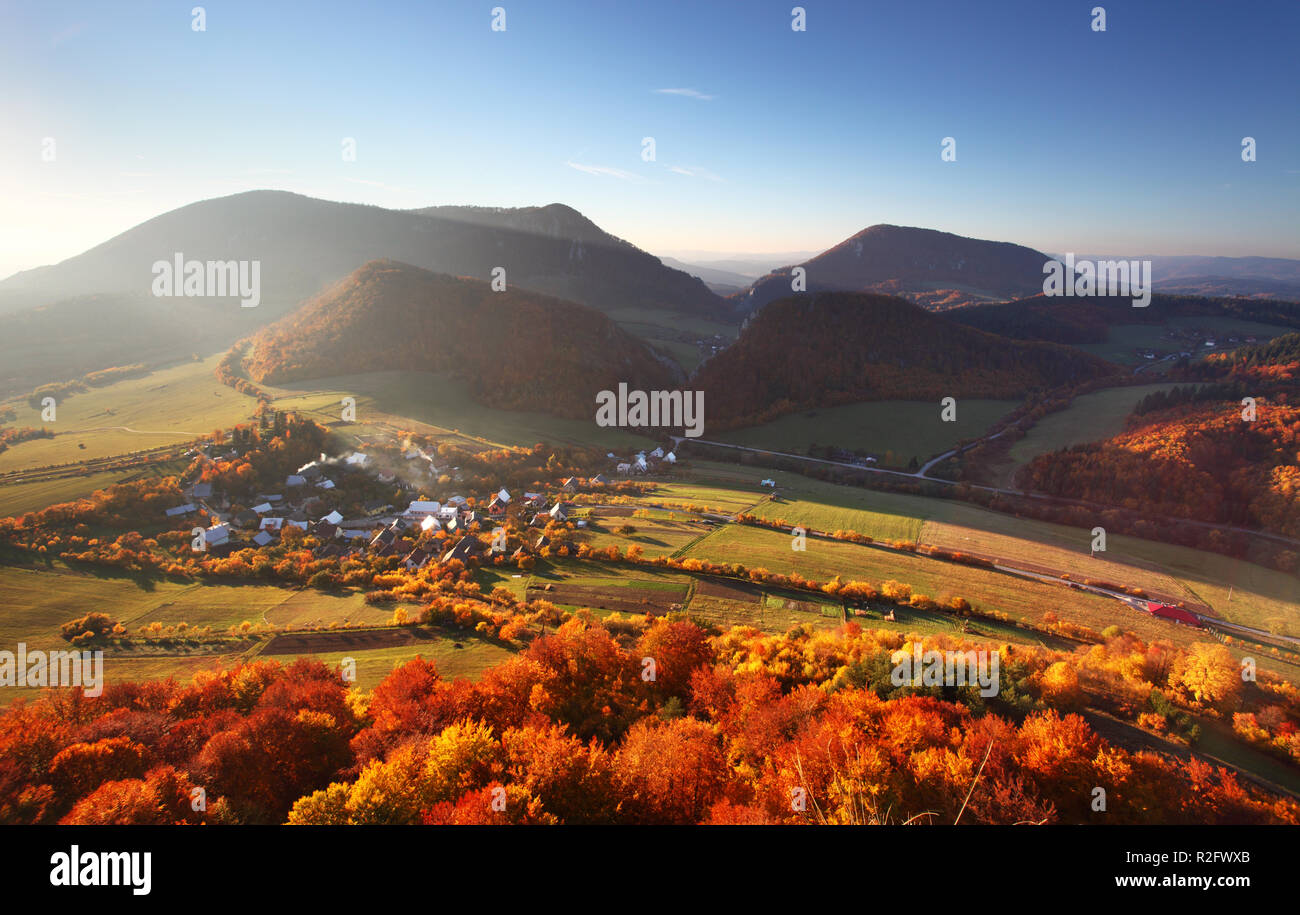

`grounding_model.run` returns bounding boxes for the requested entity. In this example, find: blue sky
[1,0,1297,277]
